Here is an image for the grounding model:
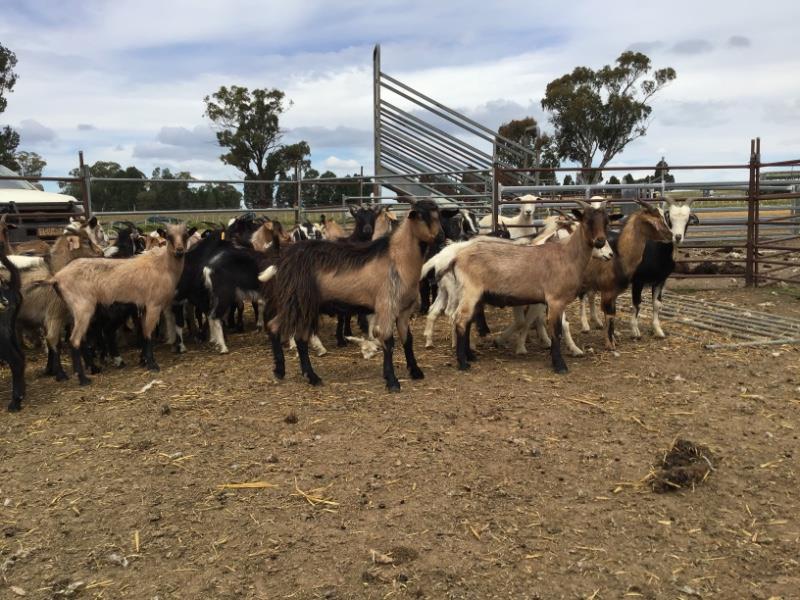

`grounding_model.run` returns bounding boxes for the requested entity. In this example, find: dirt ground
[1,285,799,599]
